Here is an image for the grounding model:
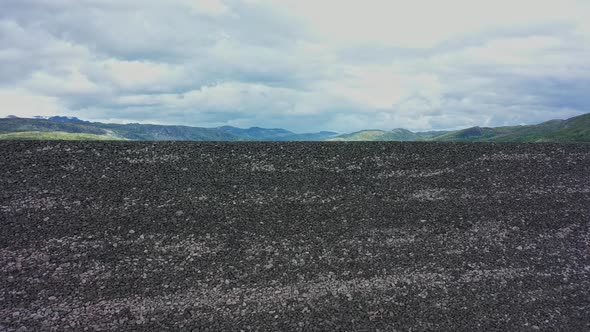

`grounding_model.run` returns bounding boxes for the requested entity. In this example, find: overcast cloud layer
[1,0,589,132]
